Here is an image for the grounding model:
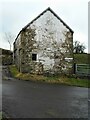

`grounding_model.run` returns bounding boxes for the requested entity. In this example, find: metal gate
[75,64,90,76]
